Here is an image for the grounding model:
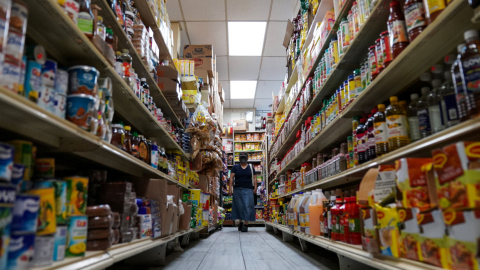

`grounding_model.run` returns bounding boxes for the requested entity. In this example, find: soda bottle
[374,104,389,156]
[386,96,409,151]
